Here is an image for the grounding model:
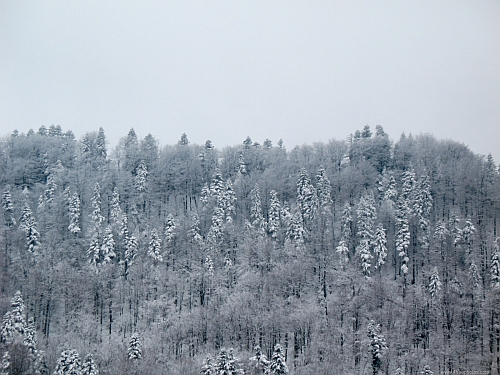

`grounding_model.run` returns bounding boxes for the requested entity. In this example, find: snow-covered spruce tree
[237,151,247,175]
[148,228,163,263]
[401,166,416,204]
[249,345,269,373]
[395,197,410,276]
[296,168,318,224]
[356,193,377,276]
[421,365,433,375]
[187,214,203,247]
[90,183,104,228]
[201,355,215,375]
[213,348,244,375]
[54,349,81,375]
[367,320,388,375]
[23,317,37,356]
[373,223,387,270]
[413,172,432,249]
[336,240,349,267]
[285,207,306,252]
[134,160,148,192]
[316,166,332,213]
[101,226,116,265]
[87,234,100,269]
[68,192,81,234]
[428,267,442,298]
[128,335,143,361]
[44,173,57,205]
[356,193,377,241]
[81,353,98,375]
[267,190,281,241]
[221,178,236,224]
[2,186,16,227]
[468,261,481,290]
[19,194,40,255]
[358,238,373,277]
[109,187,122,228]
[1,351,9,374]
[96,127,107,159]
[456,218,476,255]
[434,220,449,249]
[265,344,288,375]
[124,234,138,268]
[205,171,237,245]
[394,367,404,375]
[378,169,397,206]
[340,202,352,244]
[164,213,177,245]
[1,291,26,343]
[250,183,266,234]
[491,239,500,289]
